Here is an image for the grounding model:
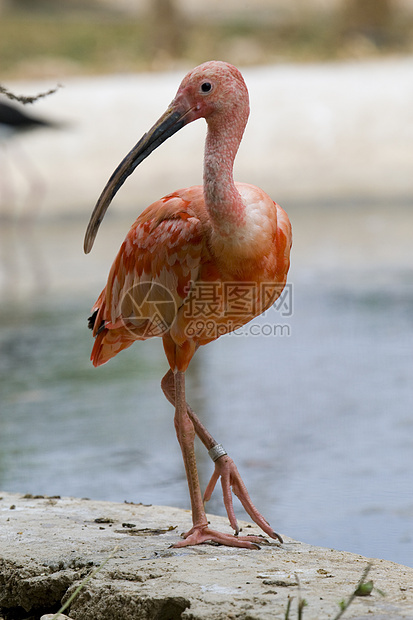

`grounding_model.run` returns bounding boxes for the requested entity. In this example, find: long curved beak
[84,103,193,254]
